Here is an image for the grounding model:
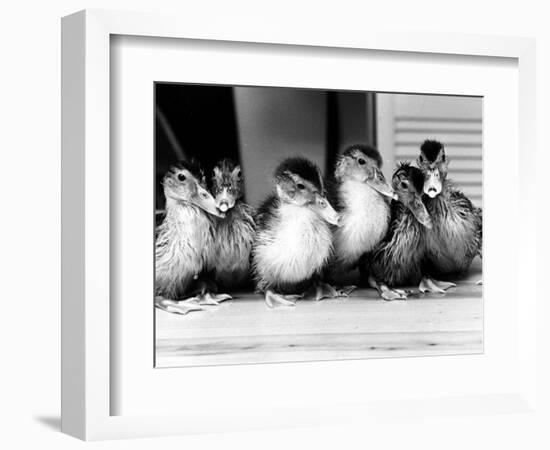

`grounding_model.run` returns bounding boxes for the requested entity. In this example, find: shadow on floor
[34,415,61,432]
